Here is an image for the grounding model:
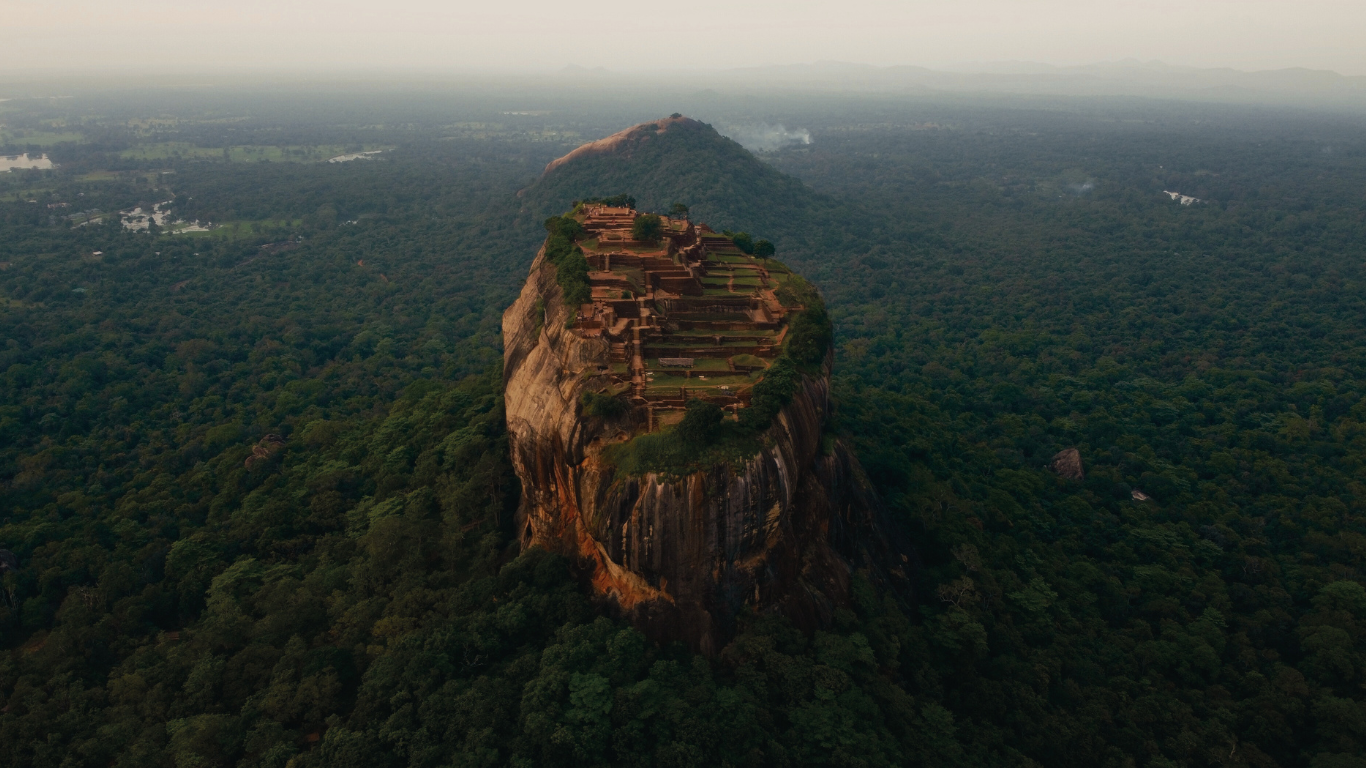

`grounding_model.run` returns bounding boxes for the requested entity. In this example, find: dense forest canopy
[2,87,1366,767]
